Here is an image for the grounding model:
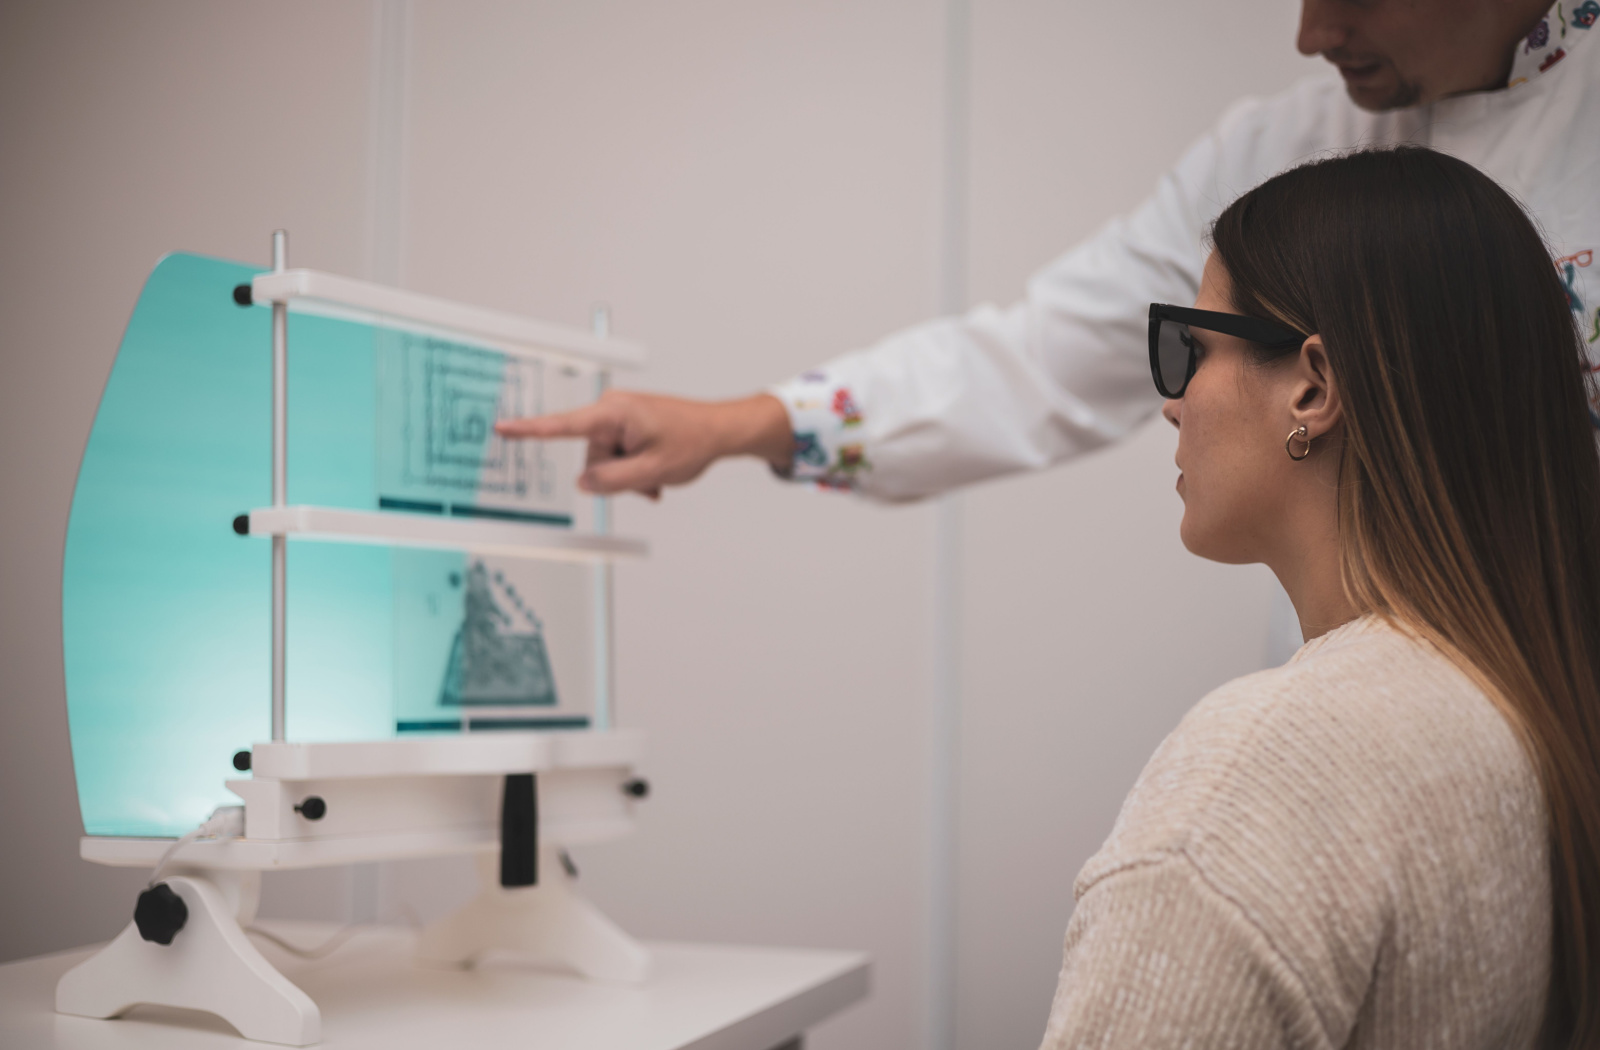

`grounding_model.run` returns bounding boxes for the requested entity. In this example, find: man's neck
[1486,0,1565,90]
